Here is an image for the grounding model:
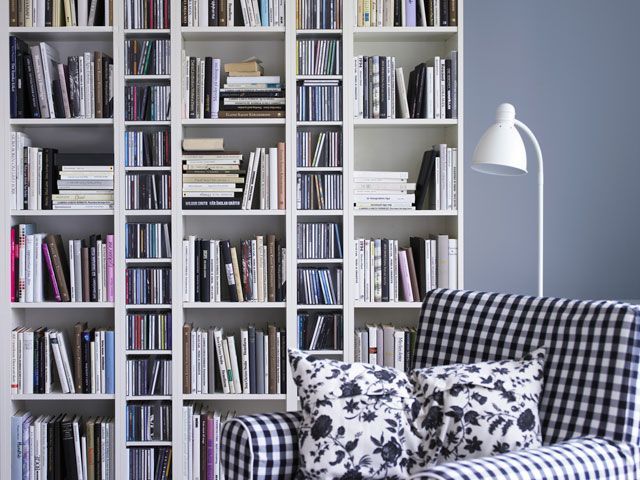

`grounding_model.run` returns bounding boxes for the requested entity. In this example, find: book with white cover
[227,336,242,394]
[222,337,235,394]
[213,328,230,394]
[240,329,250,393]
[22,330,34,394]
